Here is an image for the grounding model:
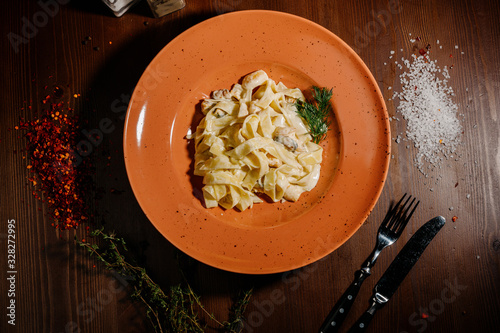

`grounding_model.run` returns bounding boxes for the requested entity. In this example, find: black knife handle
[318,269,370,333]
[347,299,385,333]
